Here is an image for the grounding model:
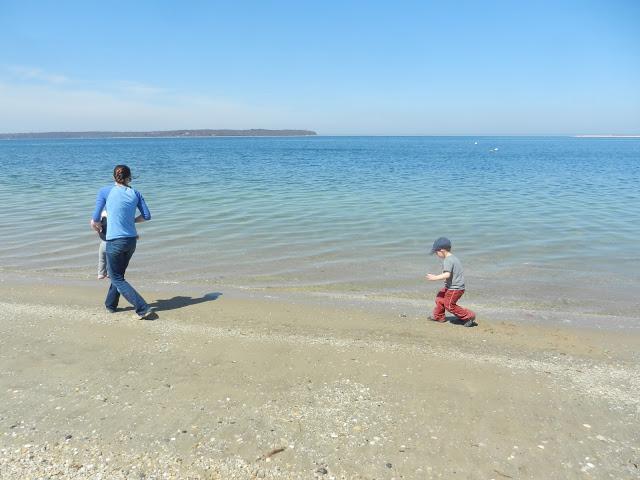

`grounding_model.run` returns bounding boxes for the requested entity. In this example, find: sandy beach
[1,278,638,479]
